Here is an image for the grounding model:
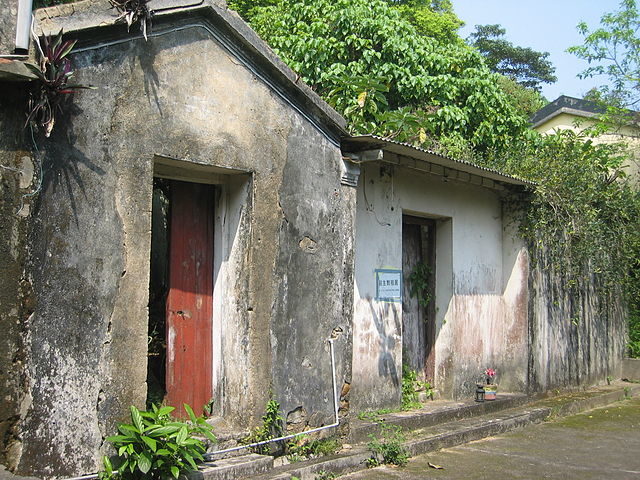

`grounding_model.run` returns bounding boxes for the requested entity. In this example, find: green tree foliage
[568,0,640,127]
[384,0,464,44]
[250,0,526,153]
[467,24,557,90]
[227,0,277,20]
[489,130,640,308]
[496,75,547,118]
[568,0,640,356]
